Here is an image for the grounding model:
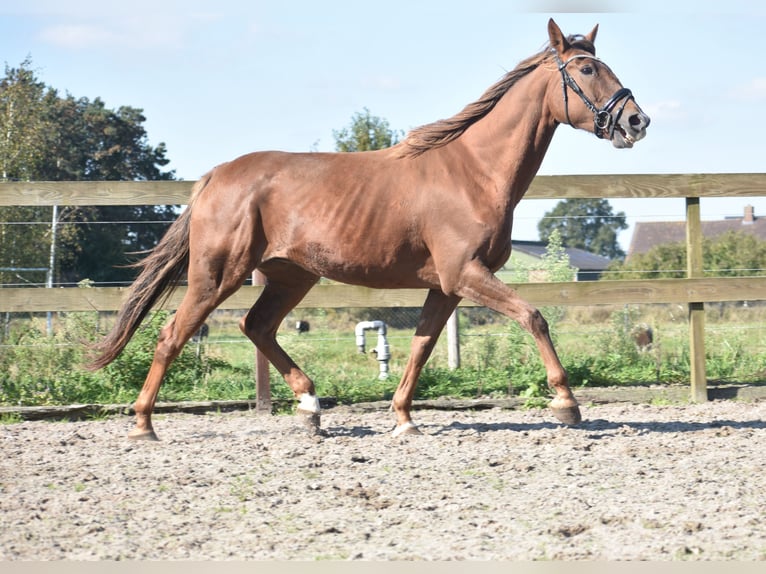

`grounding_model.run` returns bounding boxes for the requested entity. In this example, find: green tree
[333,107,403,152]
[0,59,59,288]
[538,198,627,260]
[41,95,173,181]
[606,231,766,280]
[44,95,176,284]
[0,58,52,181]
[0,59,175,287]
[522,228,576,328]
